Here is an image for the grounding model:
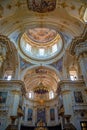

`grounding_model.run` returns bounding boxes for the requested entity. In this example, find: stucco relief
[0,42,7,68]
[27,0,56,13]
